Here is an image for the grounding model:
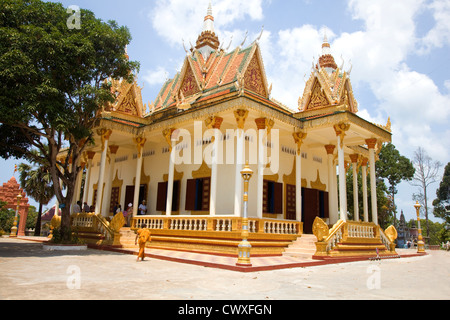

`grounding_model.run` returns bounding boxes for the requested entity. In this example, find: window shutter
[185,179,197,211]
[172,180,180,212]
[156,182,168,212]
[274,182,283,214]
[202,178,211,211]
